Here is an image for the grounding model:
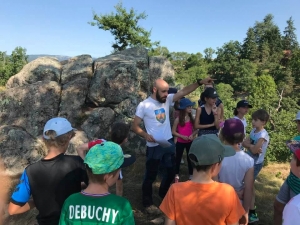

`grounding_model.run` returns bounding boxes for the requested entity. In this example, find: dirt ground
[0,153,290,225]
